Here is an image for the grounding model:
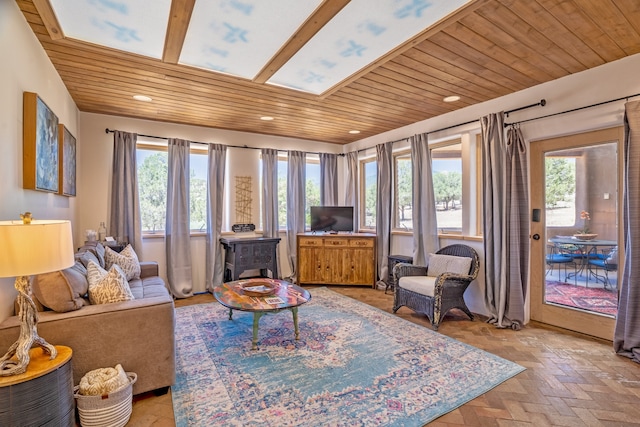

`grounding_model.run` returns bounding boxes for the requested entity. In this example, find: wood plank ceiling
[16,0,640,144]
